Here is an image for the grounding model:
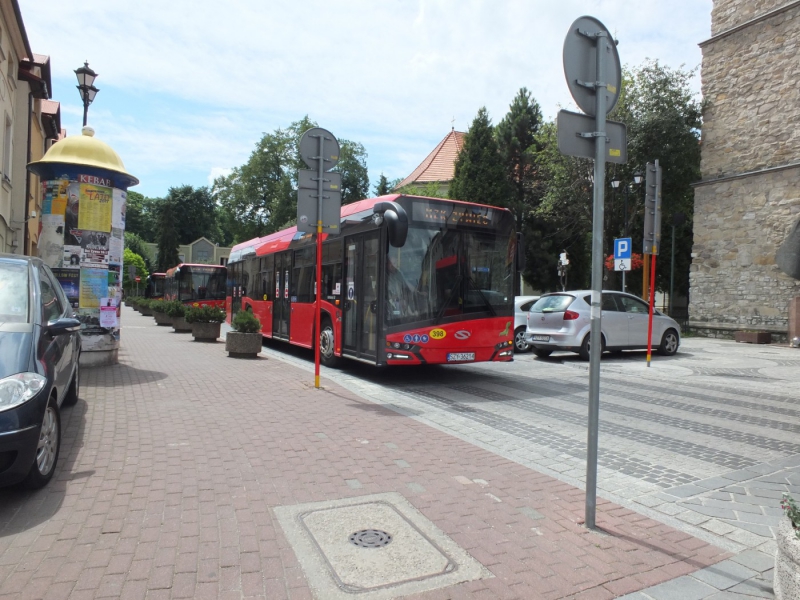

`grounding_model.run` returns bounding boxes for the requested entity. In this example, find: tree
[124,232,154,273]
[335,140,369,204]
[164,185,220,244]
[214,117,372,242]
[449,107,509,206]
[155,198,180,272]
[496,88,543,227]
[122,248,148,295]
[373,173,391,196]
[125,191,159,241]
